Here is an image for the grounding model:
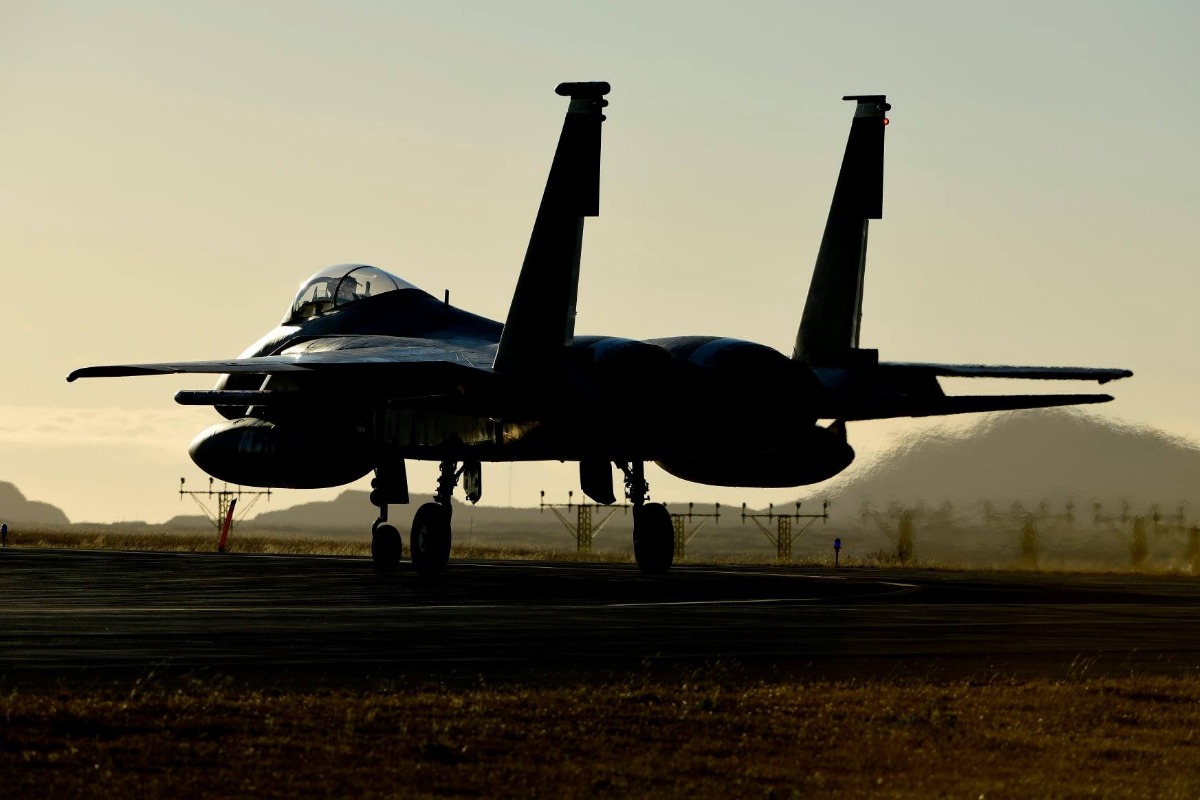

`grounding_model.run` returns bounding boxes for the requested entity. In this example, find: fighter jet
[69,82,1131,576]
